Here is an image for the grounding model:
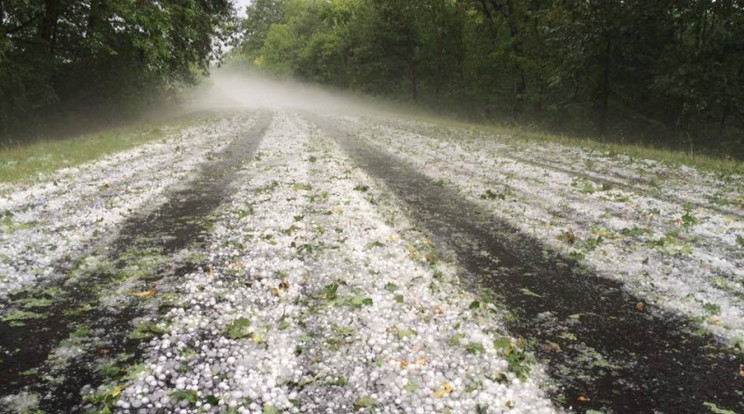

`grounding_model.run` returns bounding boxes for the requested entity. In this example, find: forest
[238,0,744,157]
[0,0,235,141]
[1,0,743,157]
